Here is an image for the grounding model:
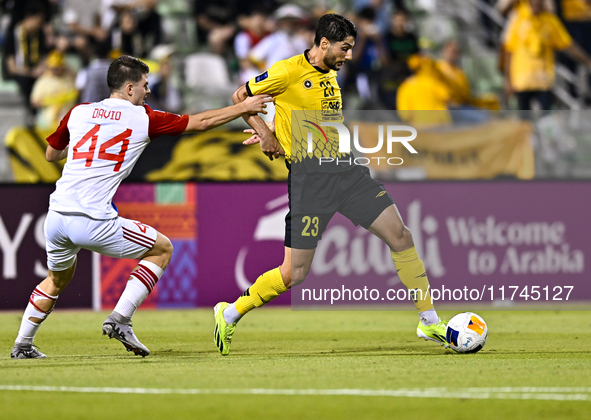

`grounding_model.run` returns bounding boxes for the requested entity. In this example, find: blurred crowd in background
[1,0,591,130]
